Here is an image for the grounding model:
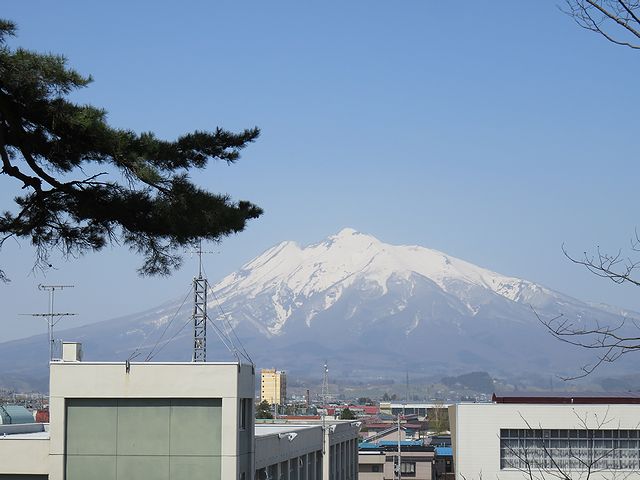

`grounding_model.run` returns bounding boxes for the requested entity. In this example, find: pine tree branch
[0,127,43,191]
[0,18,263,277]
